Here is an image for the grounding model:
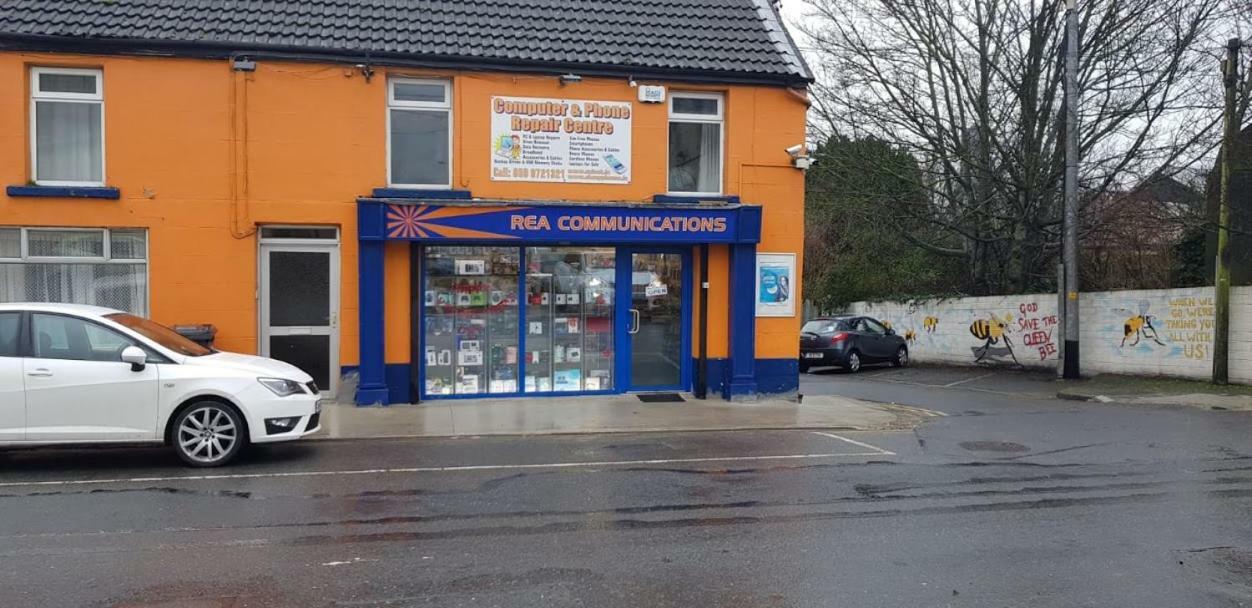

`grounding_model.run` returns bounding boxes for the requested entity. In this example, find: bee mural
[1117,301,1165,348]
[904,329,917,344]
[970,313,1020,364]
[923,316,939,333]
